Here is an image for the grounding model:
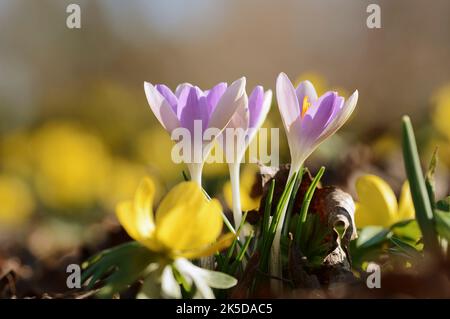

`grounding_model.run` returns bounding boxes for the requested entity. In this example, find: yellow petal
[179,233,235,259]
[355,175,398,228]
[156,181,207,220]
[115,177,156,242]
[397,181,415,221]
[116,201,140,241]
[156,199,223,253]
[134,177,156,234]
